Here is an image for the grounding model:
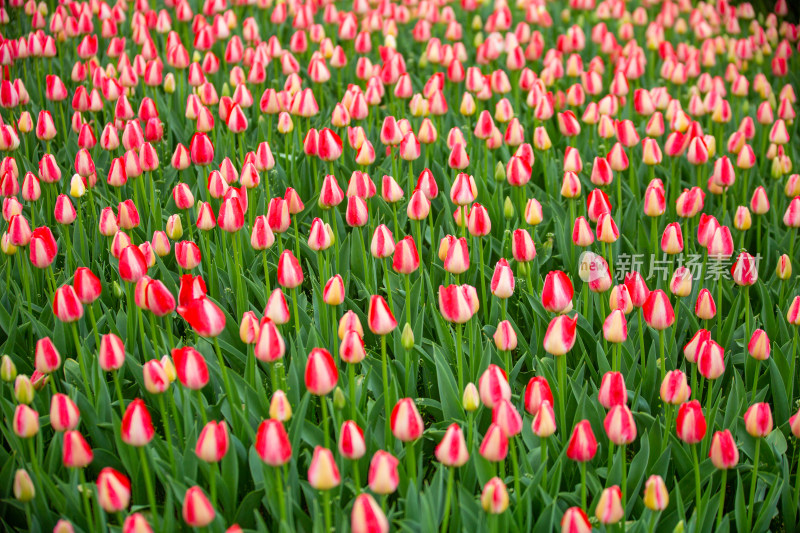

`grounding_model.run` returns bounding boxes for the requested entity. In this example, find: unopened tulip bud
[503,196,515,219]
[643,475,669,511]
[308,446,341,490]
[604,404,637,445]
[435,423,469,467]
[96,468,131,512]
[195,421,229,463]
[166,215,183,240]
[493,320,518,352]
[566,420,598,462]
[776,254,792,280]
[561,507,591,533]
[401,323,414,350]
[351,493,389,533]
[676,400,706,444]
[709,429,739,469]
[463,382,480,412]
[1,354,16,382]
[789,408,800,439]
[743,403,773,438]
[748,329,770,361]
[13,404,39,438]
[368,450,399,495]
[13,469,35,502]
[481,477,509,514]
[183,486,215,527]
[333,387,346,410]
[661,370,691,405]
[15,375,34,404]
[595,486,623,525]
